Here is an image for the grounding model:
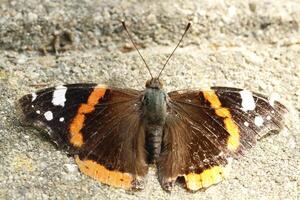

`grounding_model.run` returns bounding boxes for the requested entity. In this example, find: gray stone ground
[0,0,299,199]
